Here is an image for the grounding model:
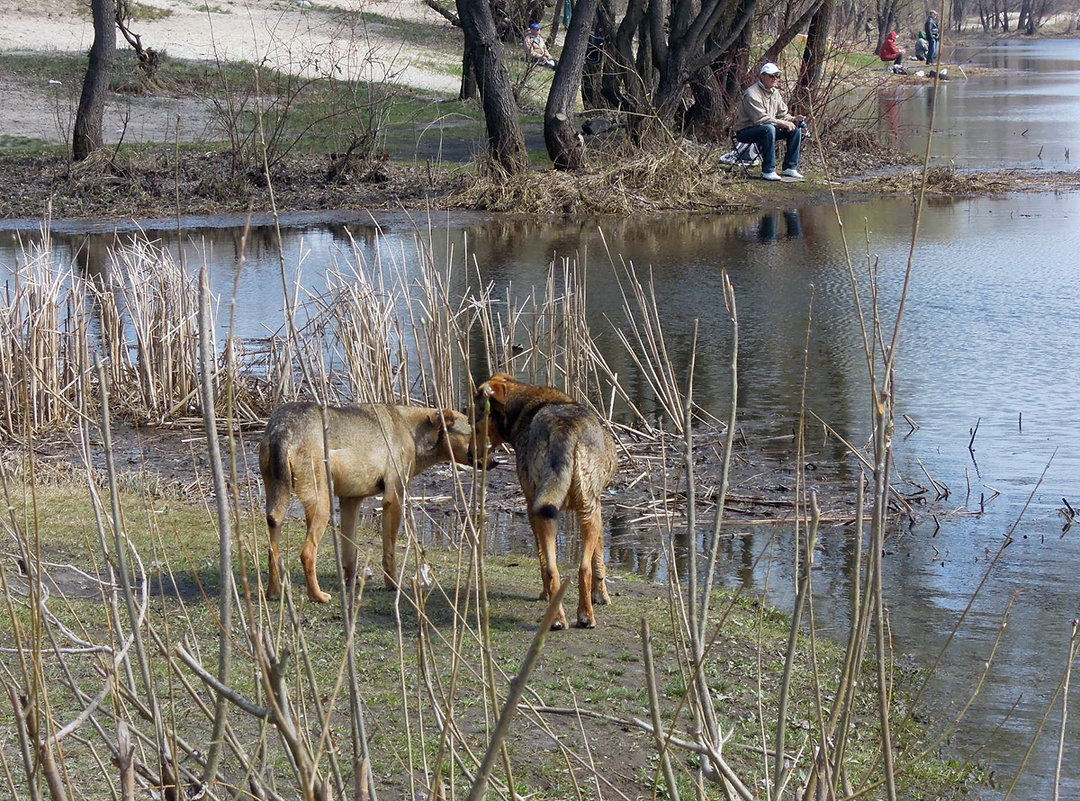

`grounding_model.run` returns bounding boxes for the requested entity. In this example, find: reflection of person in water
[879,87,903,144]
[784,209,801,238]
[757,210,802,242]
